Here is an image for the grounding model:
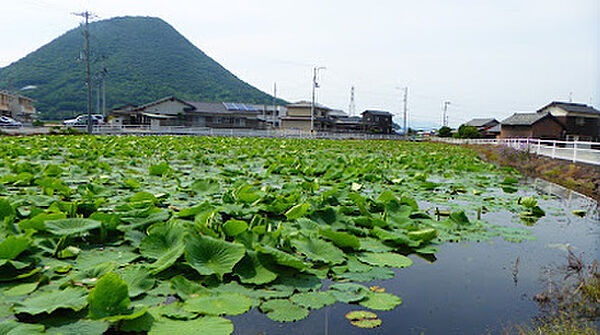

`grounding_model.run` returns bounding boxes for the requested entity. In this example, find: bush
[437,126,452,138]
[454,125,481,139]
[32,120,45,127]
